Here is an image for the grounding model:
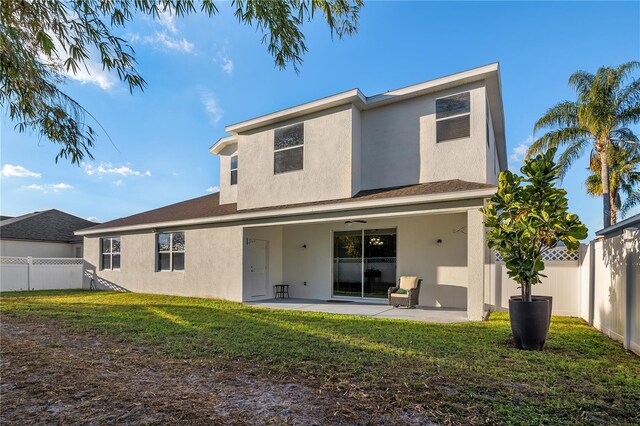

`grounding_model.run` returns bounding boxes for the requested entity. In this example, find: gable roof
[0,209,98,243]
[211,63,507,170]
[78,179,495,235]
